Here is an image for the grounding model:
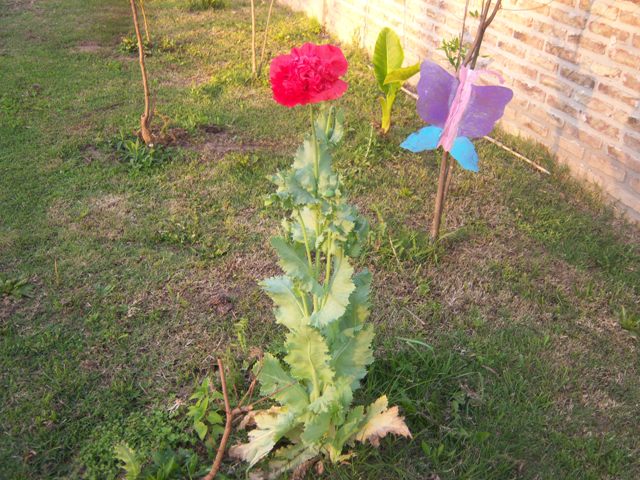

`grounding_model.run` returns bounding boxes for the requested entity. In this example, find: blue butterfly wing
[400,126,443,153]
[450,136,479,172]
